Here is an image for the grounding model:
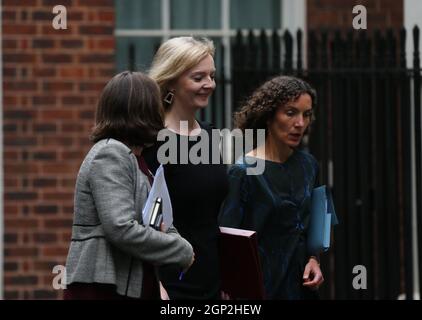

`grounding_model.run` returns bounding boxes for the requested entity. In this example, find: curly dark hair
[91,71,164,148]
[234,76,317,134]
